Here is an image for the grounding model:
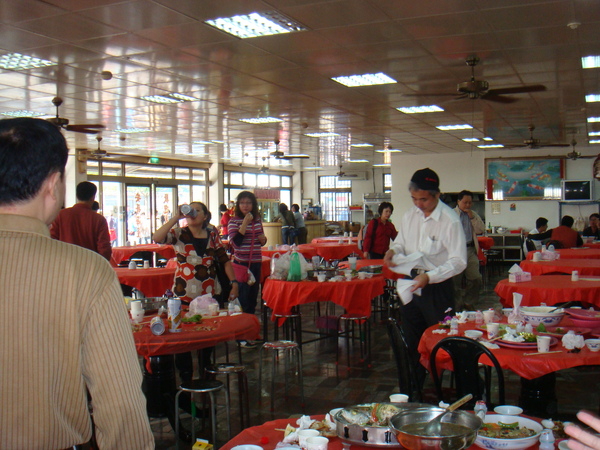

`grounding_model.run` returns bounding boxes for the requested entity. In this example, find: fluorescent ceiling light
[351,143,373,147]
[205,12,306,39]
[1,110,44,117]
[462,138,479,142]
[304,132,339,138]
[436,124,473,131]
[375,148,402,153]
[211,140,225,144]
[114,127,151,133]
[483,137,494,141]
[373,163,391,167]
[239,117,283,124]
[141,93,197,104]
[589,132,600,136]
[586,94,600,103]
[332,72,396,87]
[305,166,323,170]
[397,105,443,114]
[582,56,600,69]
[347,159,369,163]
[588,117,600,123]
[477,144,504,148]
[169,93,197,102]
[0,52,55,70]
[590,140,600,144]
